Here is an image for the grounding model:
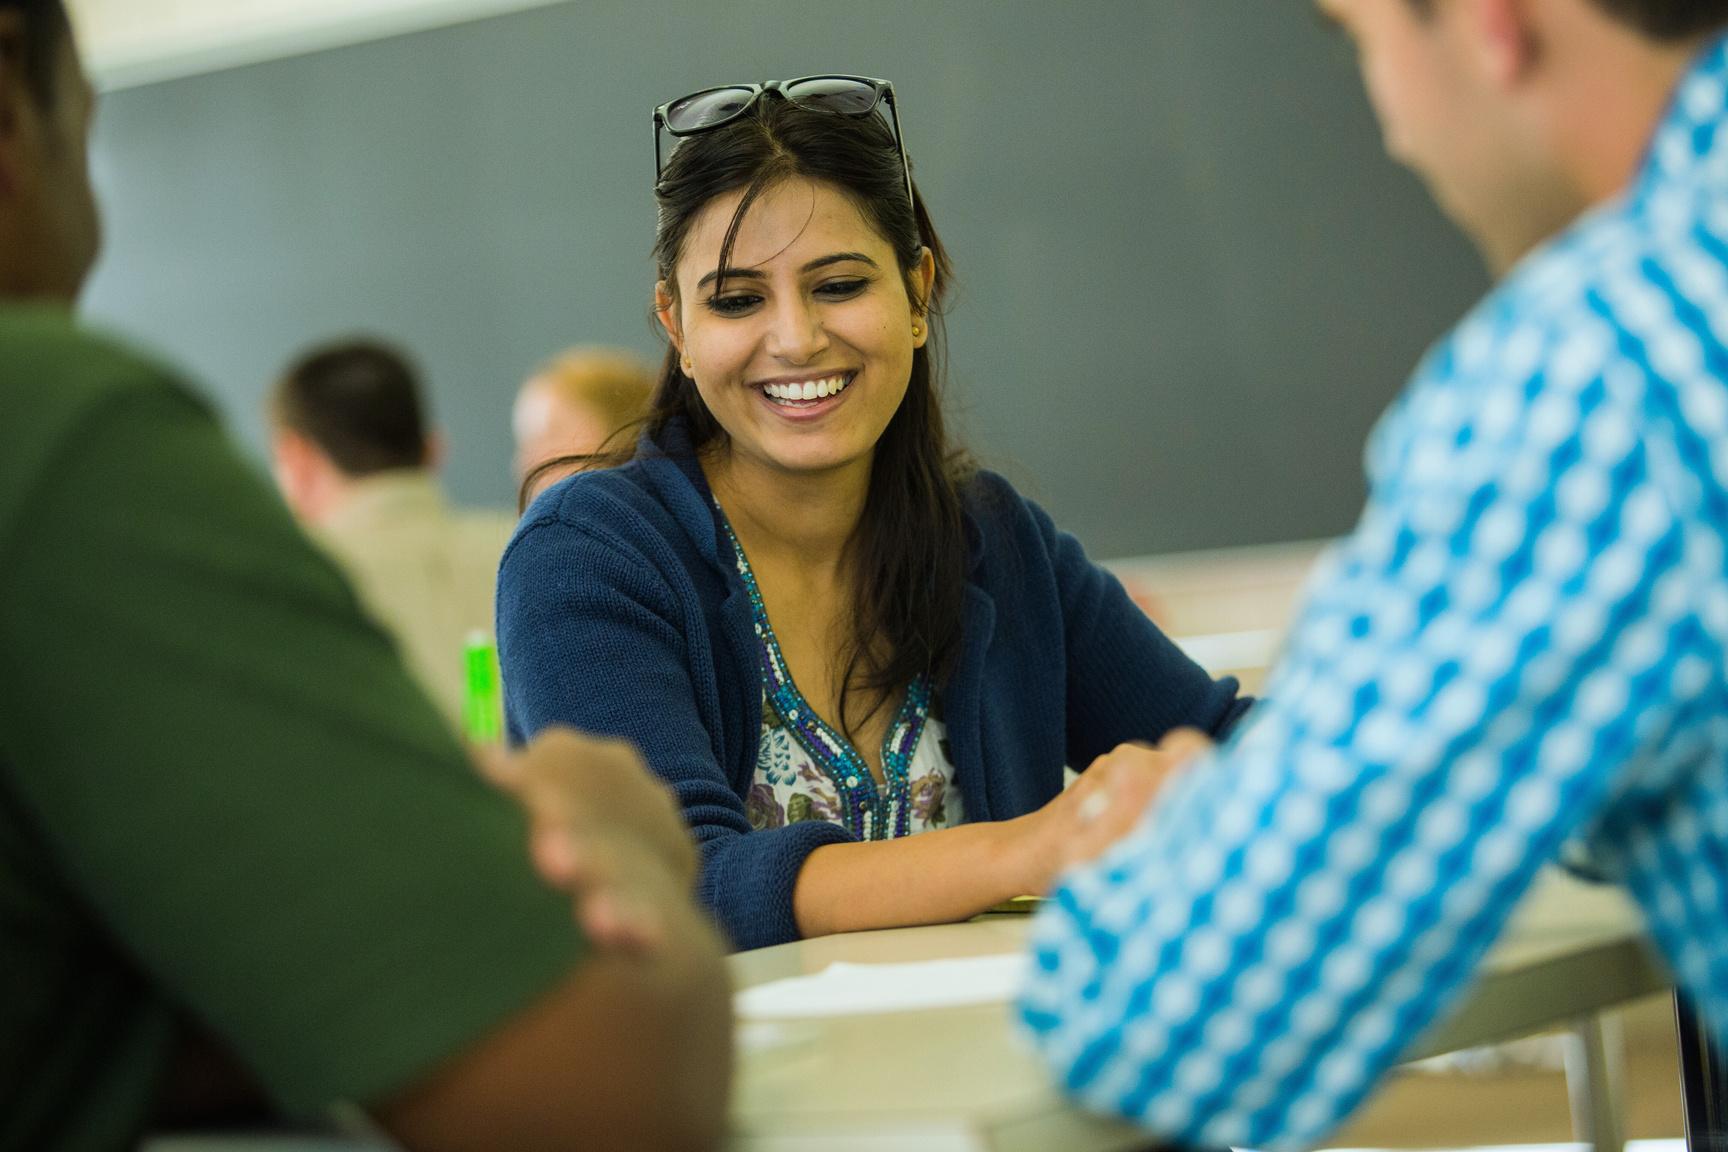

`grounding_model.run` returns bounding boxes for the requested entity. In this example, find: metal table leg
[1566,1012,1627,1152]
[1678,993,1728,1152]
